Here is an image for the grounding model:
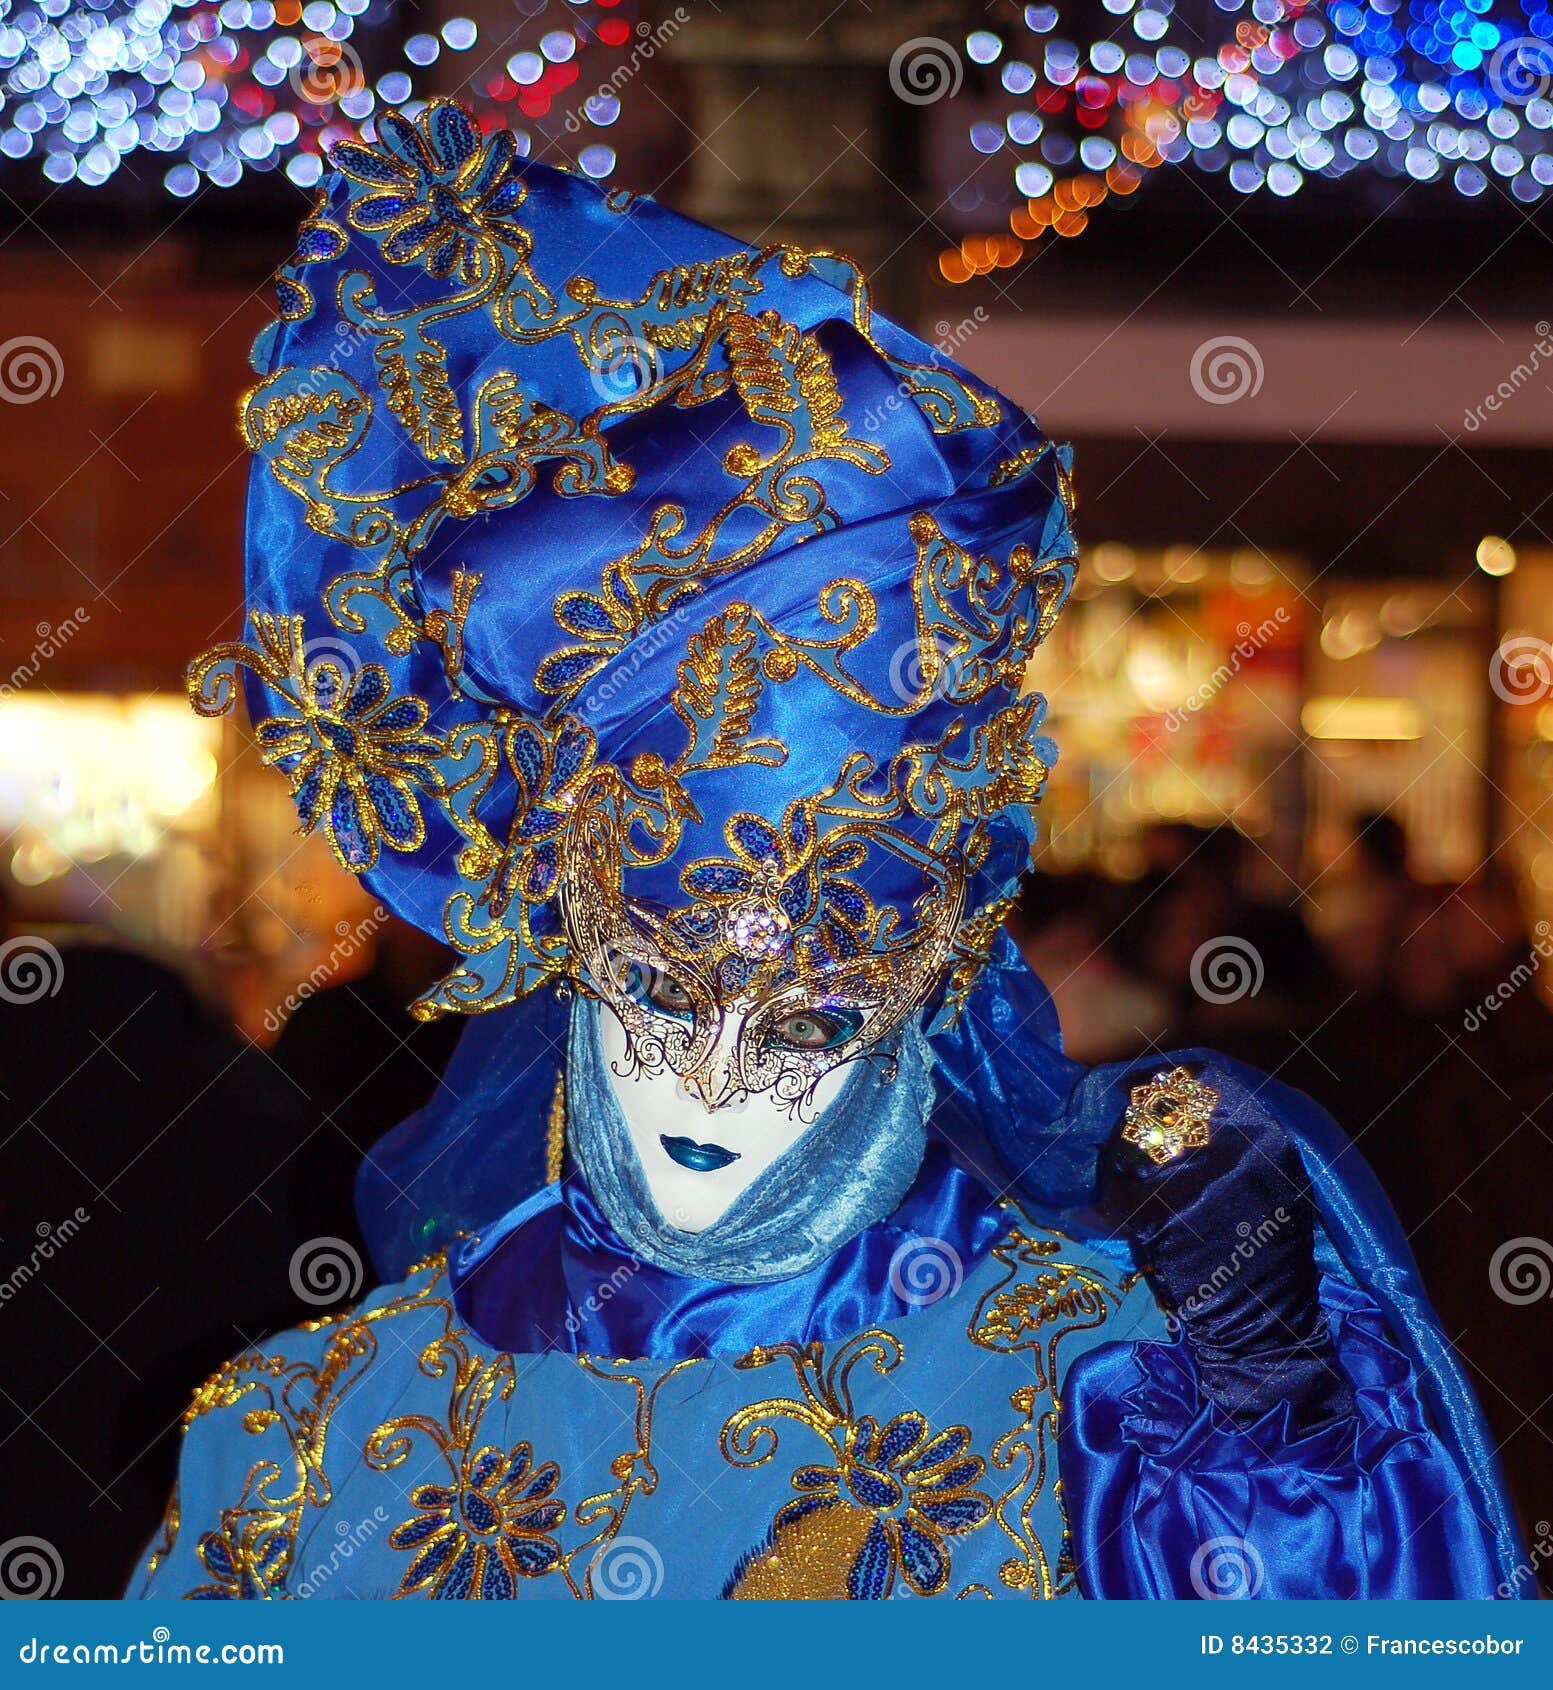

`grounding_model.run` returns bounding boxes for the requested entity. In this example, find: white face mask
[599,994,853,1233]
